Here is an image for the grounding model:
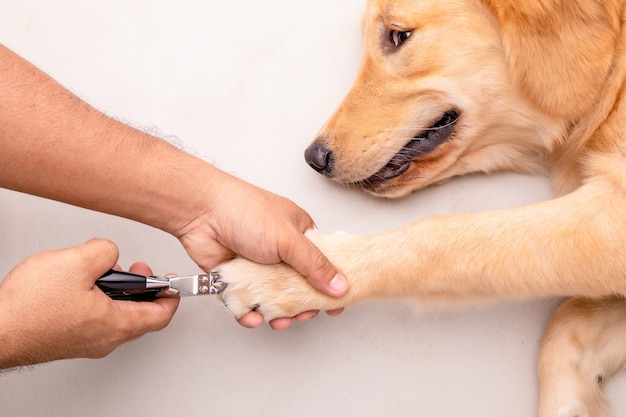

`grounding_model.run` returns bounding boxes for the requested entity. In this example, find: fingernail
[329,274,349,294]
